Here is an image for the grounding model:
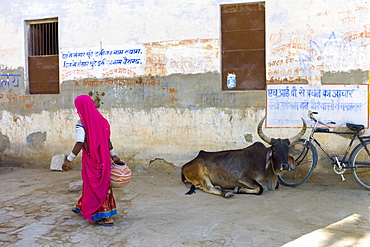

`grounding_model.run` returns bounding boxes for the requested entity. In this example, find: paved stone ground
[0,167,370,247]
